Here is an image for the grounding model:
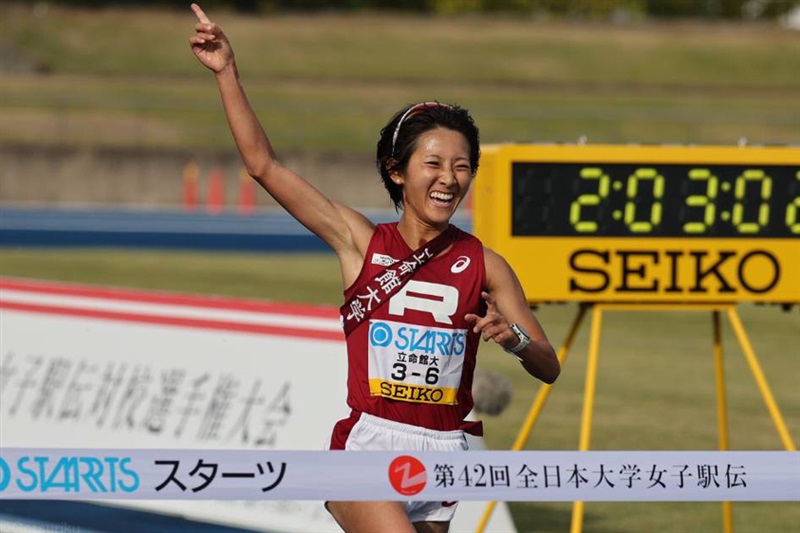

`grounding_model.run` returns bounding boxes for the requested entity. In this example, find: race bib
[367,319,466,405]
